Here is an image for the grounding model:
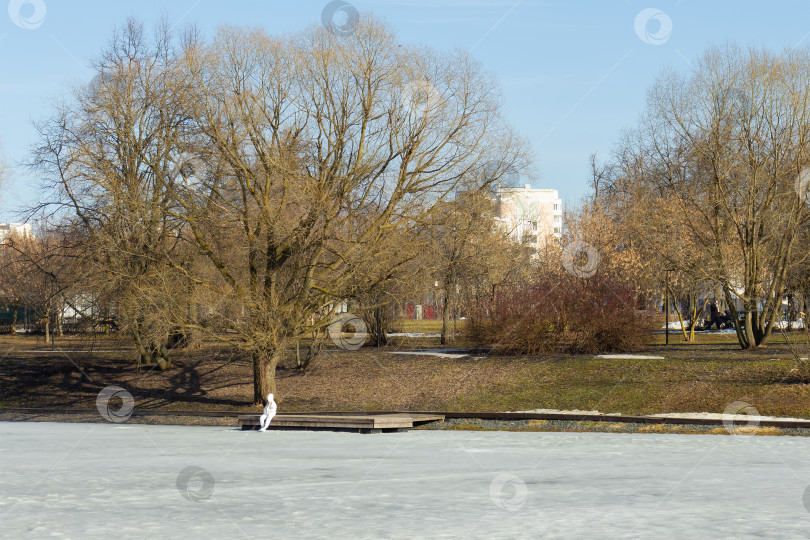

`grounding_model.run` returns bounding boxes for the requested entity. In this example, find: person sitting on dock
[259,393,277,432]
